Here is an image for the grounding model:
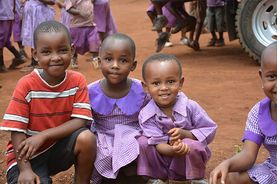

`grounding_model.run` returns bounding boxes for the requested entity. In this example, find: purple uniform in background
[207,0,224,7]
[137,92,217,180]
[12,0,24,42]
[0,0,14,48]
